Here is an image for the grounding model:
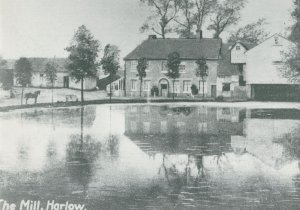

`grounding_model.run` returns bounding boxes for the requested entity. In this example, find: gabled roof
[27,57,68,72]
[217,42,256,77]
[124,38,222,60]
[229,42,257,51]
